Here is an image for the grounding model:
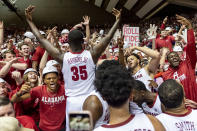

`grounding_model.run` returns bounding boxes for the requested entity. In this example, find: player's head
[68,29,84,47]
[0,97,15,117]
[96,60,120,78]
[95,65,134,108]
[126,53,141,69]
[130,80,148,106]
[167,51,181,68]
[158,79,184,109]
